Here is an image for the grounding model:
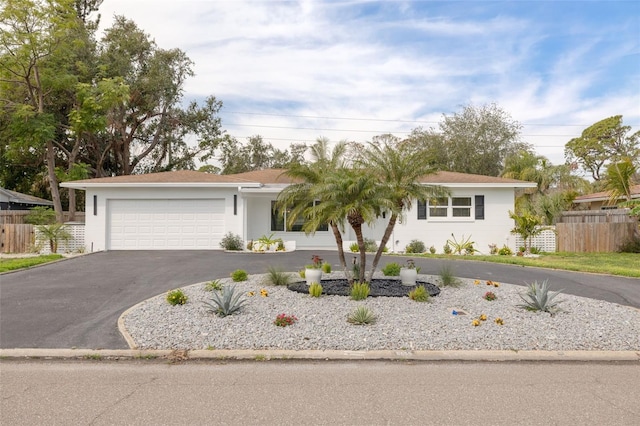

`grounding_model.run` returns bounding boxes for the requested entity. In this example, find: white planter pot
[305,268,322,286]
[399,268,417,286]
